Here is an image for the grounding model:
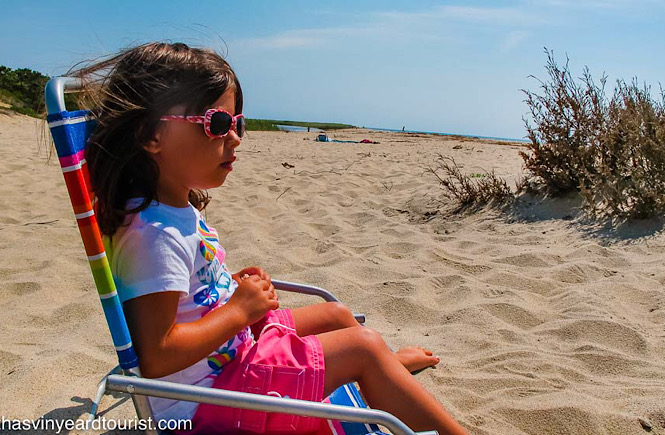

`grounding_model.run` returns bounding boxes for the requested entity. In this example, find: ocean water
[276,124,323,133]
[276,123,529,143]
[366,126,530,143]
